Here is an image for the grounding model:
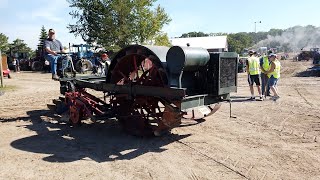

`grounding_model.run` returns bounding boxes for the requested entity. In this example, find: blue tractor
[69,44,102,73]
